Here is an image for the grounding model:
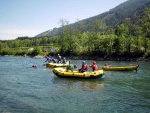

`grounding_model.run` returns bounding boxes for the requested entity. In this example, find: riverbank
[36,55,150,62]
[1,55,150,62]
[67,56,150,62]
